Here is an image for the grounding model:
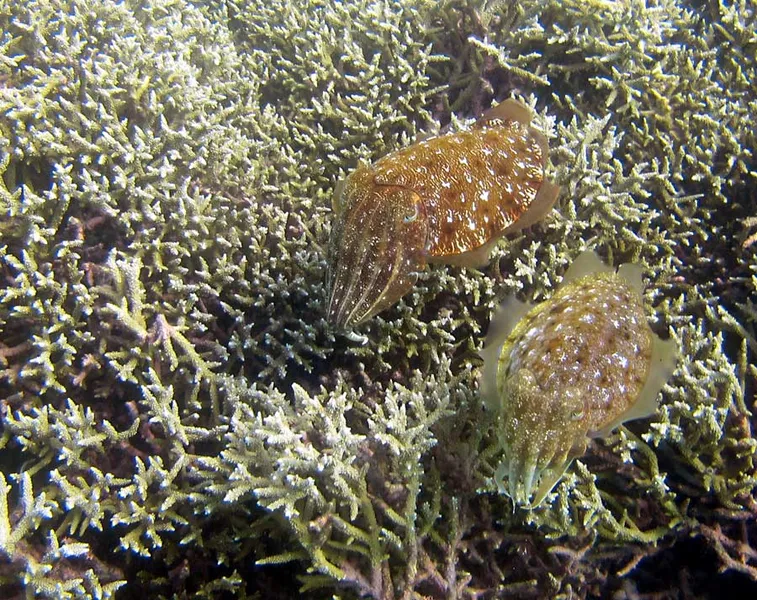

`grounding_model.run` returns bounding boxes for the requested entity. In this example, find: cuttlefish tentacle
[327,182,428,326]
[330,194,387,327]
[343,190,425,326]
